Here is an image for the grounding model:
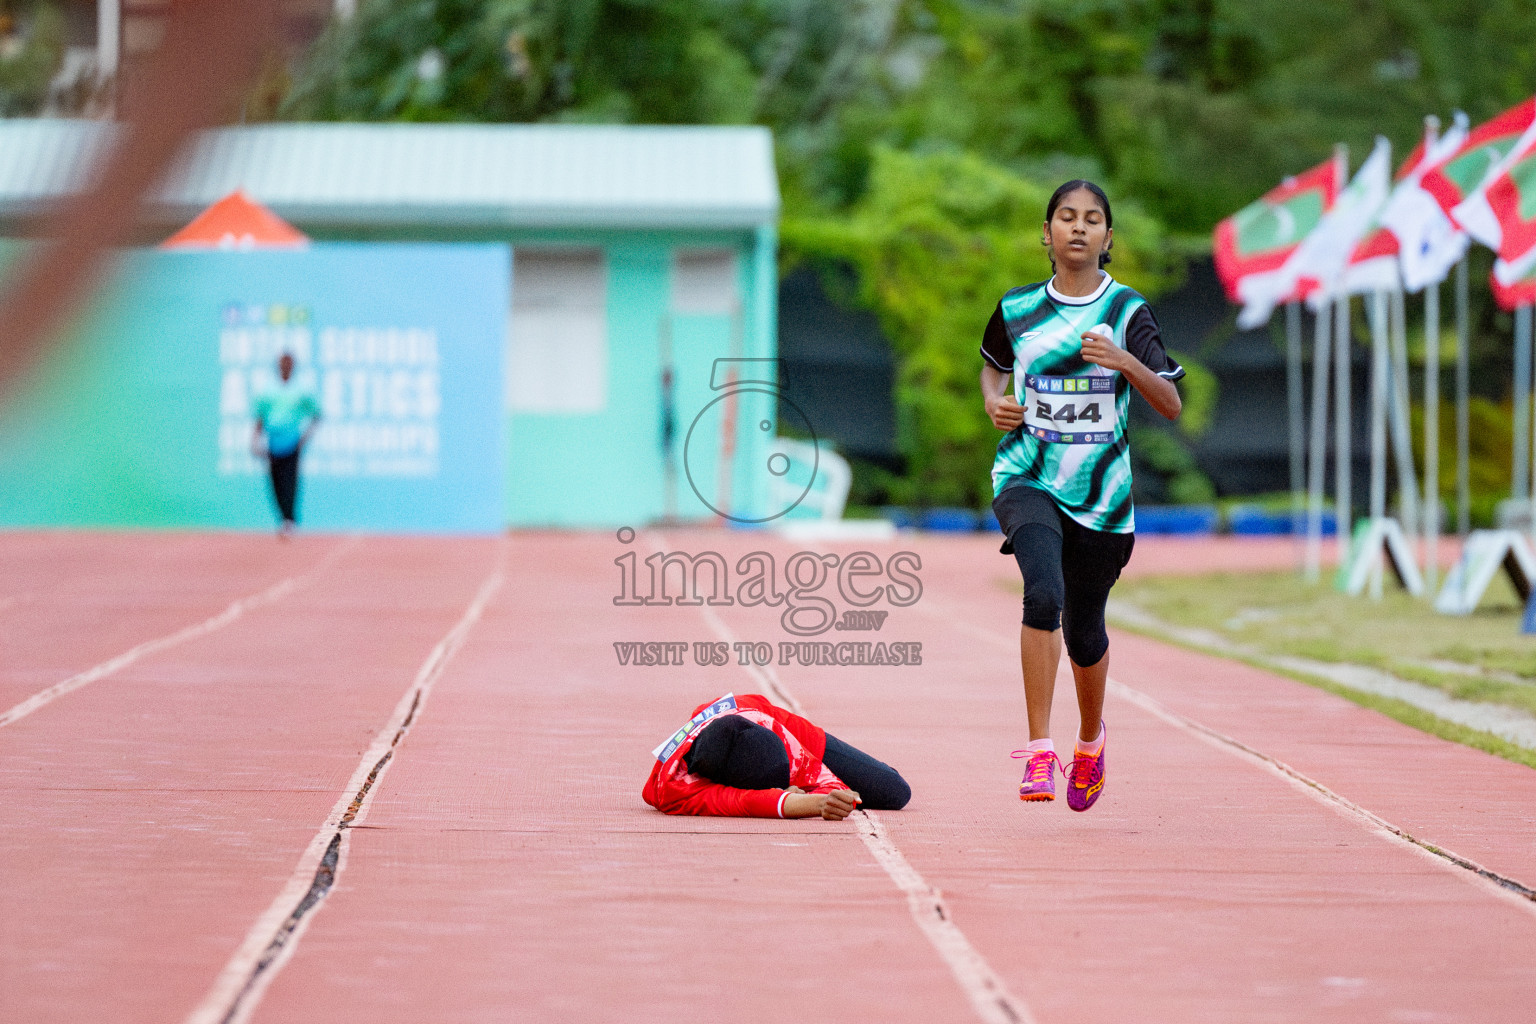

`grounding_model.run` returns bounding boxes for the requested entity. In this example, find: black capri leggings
[992,483,1134,668]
